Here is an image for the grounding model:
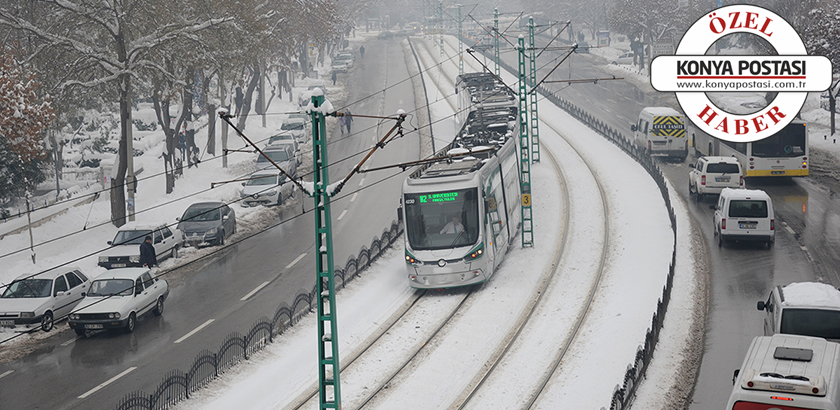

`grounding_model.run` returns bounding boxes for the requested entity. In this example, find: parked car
[68,268,168,335]
[611,52,634,65]
[757,282,840,342]
[98,222,183,269]
[0,267,91,331]
[335,52,354,68]
[266,132,302,165]
[575,41,590,53]
[240,171,296,207]
[177,202,236,246]
[377,31,394,40]
[256,145,297,176]
[299,85,328,107]
[688,156,743,201]
[712,188,775,248]
[331,60,349,73]
[279,117,307,142]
